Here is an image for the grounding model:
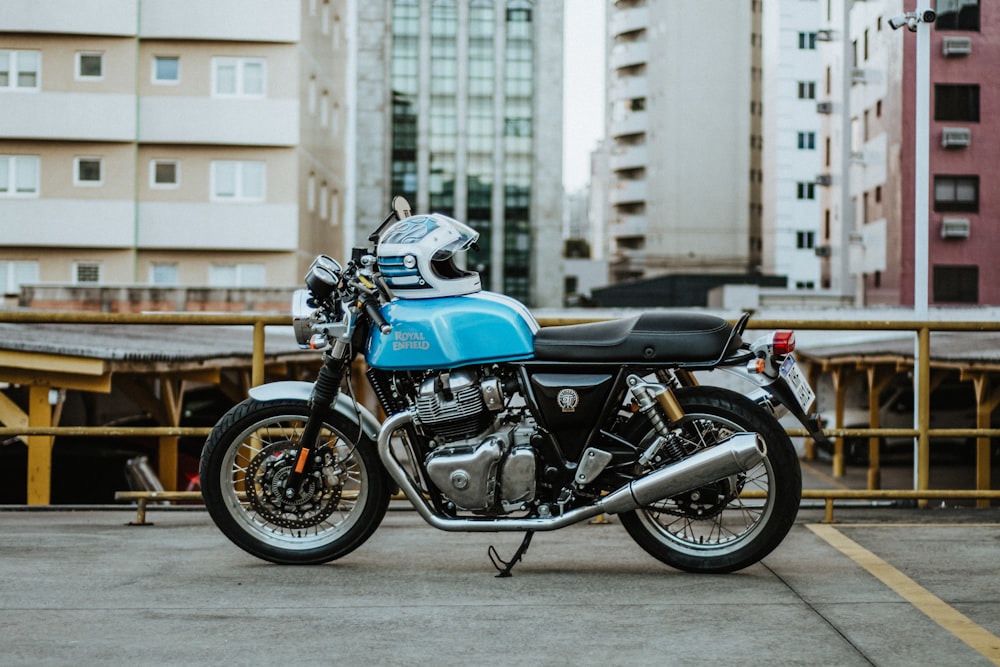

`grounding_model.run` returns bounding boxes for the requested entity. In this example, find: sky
[562,0,606,193]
